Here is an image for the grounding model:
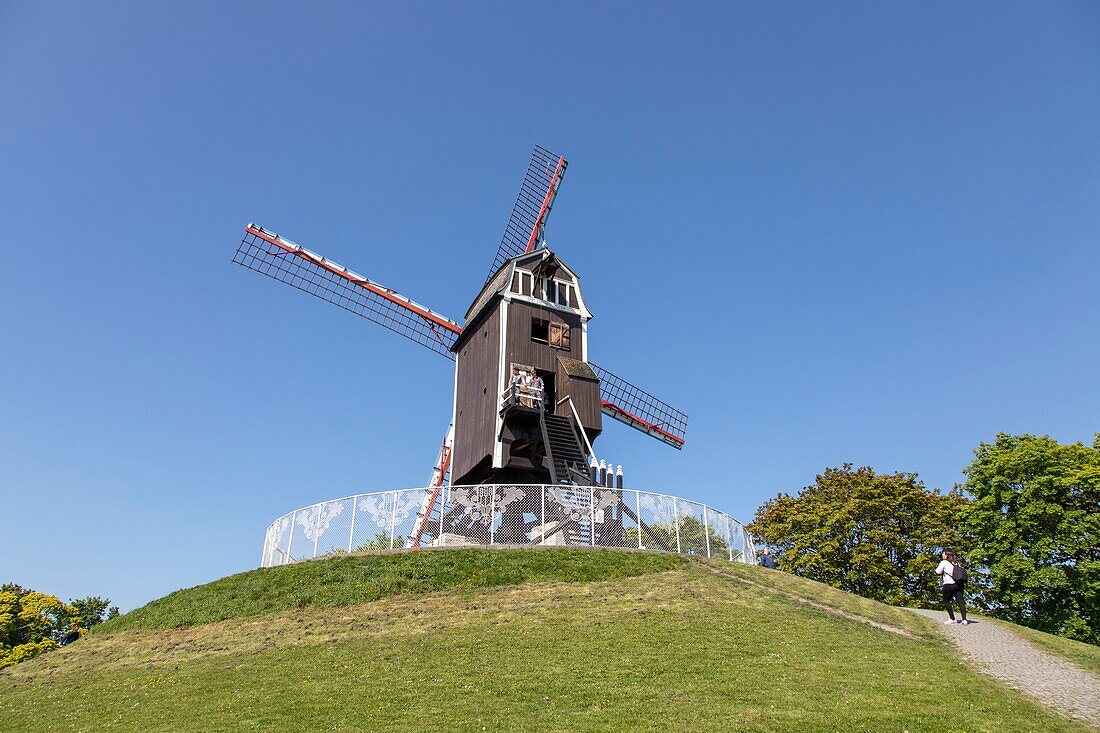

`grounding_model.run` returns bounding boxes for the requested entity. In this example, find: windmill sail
[589,363,687,449]
[233,224,462,359]
[485,145,568,282]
